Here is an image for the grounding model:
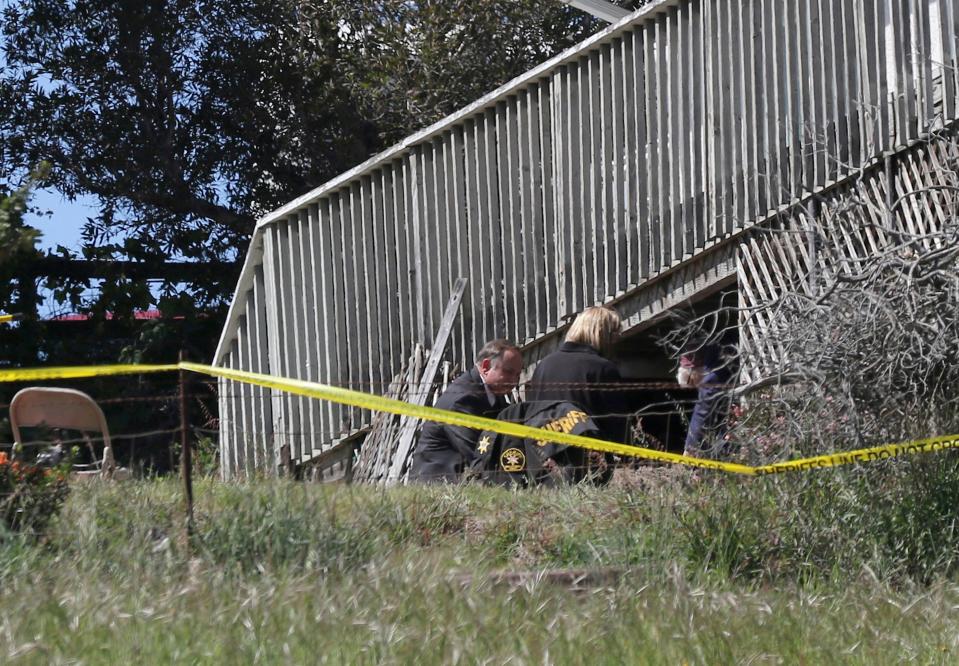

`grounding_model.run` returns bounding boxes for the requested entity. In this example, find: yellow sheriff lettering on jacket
[535,410,589,447]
